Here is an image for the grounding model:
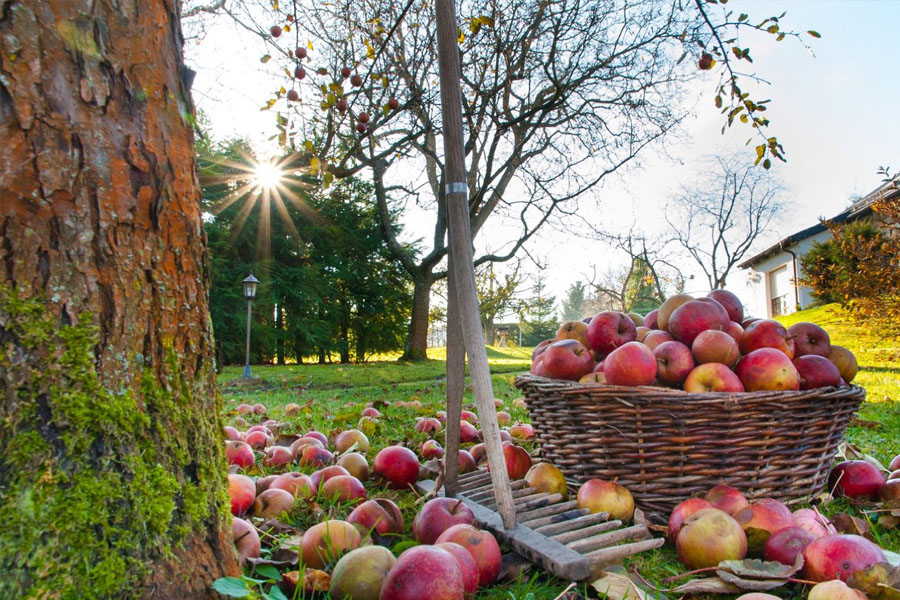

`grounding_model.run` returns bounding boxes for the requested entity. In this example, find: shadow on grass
[860,365,900,374]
